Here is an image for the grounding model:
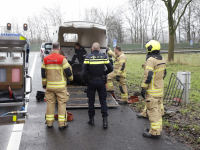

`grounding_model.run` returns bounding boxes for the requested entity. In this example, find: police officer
[141,40,166,138]
[106,45,113,66]
[71,42,87,64]
[41,42,73,130]
[82,42,113,129]
[106,46,128,104]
